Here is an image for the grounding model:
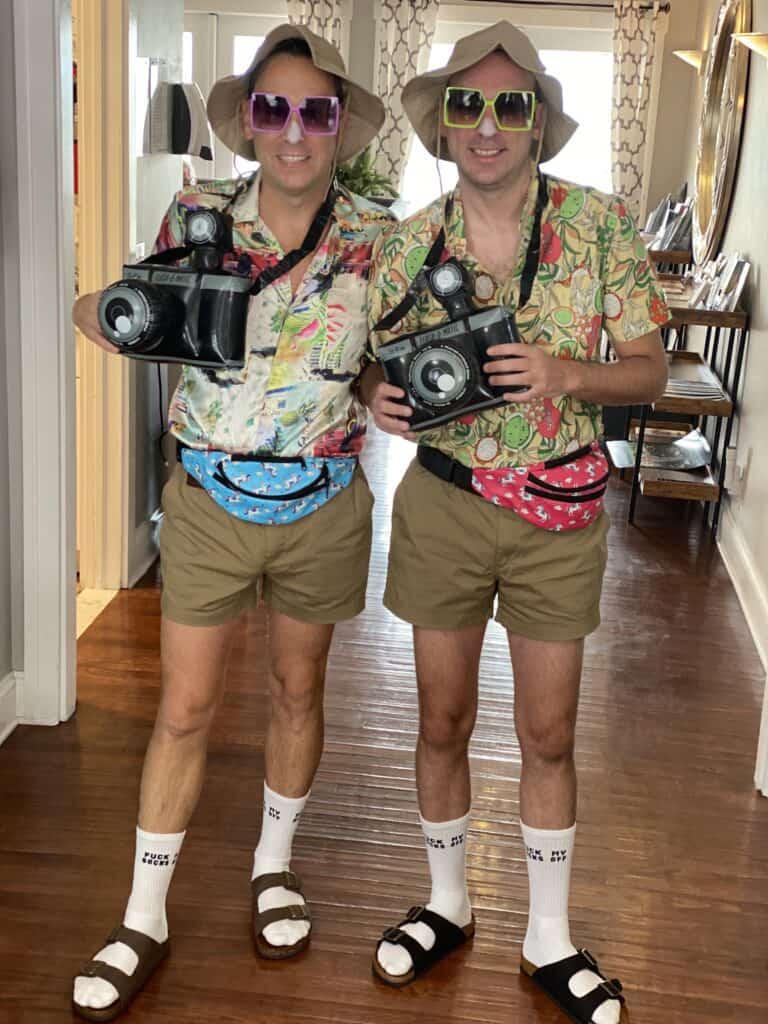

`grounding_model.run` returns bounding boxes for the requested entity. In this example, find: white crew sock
[251,783,311,948]
[377,811,472,976]
[521,821,620,1024]
[73,827,185,1011]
